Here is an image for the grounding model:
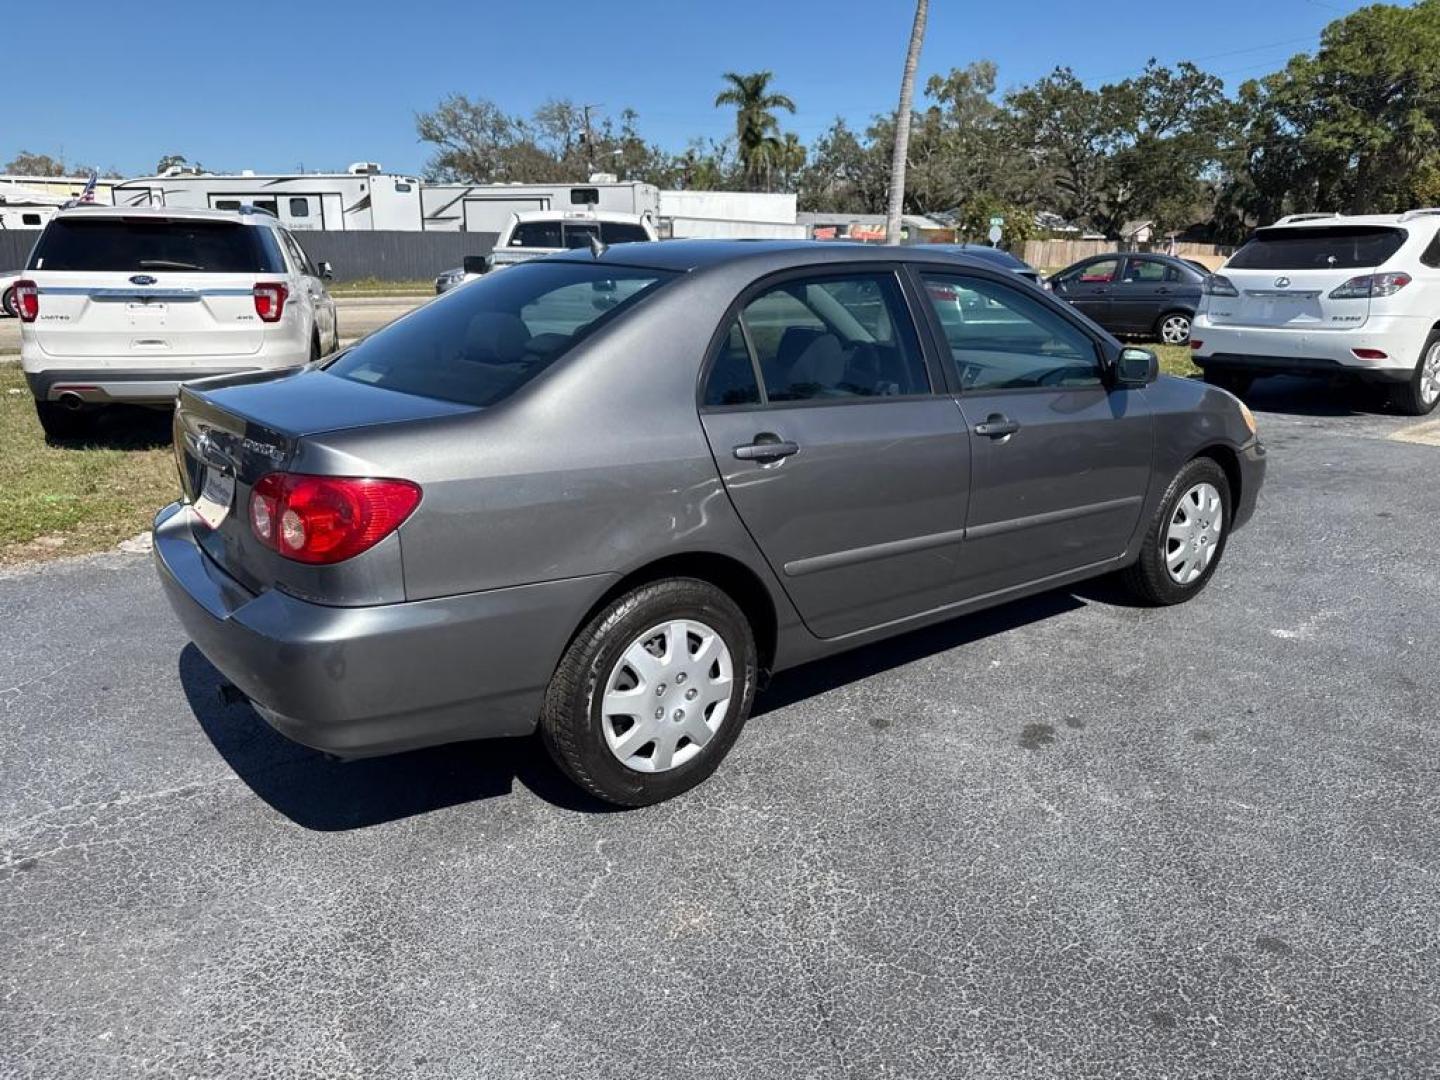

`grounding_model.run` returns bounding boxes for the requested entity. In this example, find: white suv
[17,205,339,438]
[1192,210,1440,415]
